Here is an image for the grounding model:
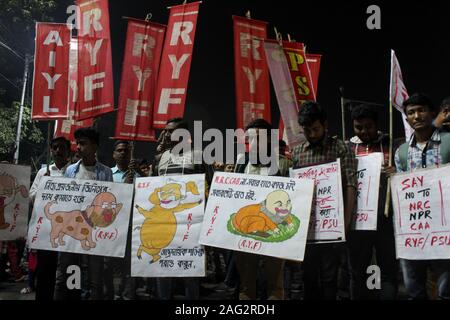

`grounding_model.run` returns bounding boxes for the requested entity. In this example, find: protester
[29,136,71,300]
[292,101,357,300]
[434,97,450,133]
[105,140,136,300]
[394,93,450,300]
[54,127,113,300]
[233,119,288,300]
[346,104,398,300]
[152,118,207,300]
